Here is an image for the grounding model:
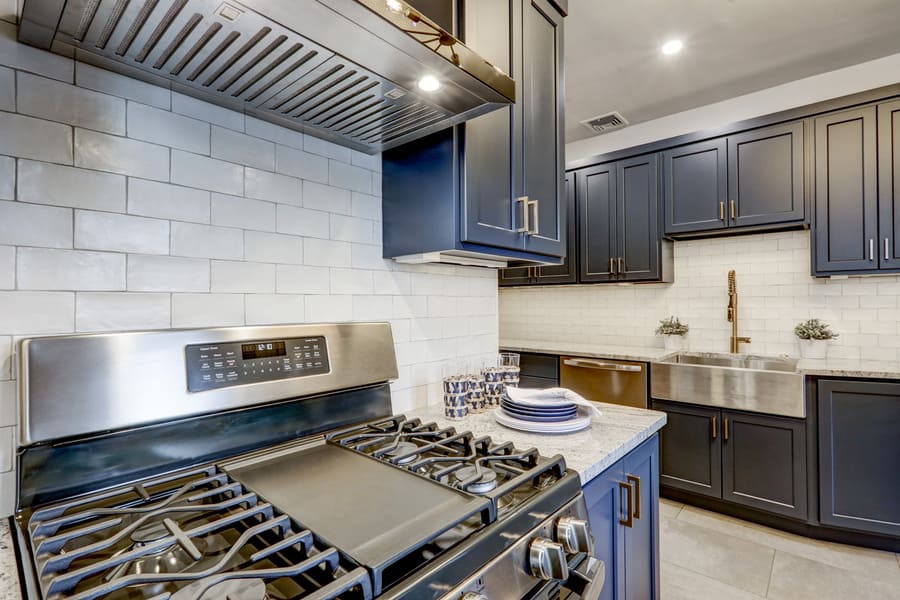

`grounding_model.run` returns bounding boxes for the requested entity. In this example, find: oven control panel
[185,336,330,392]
